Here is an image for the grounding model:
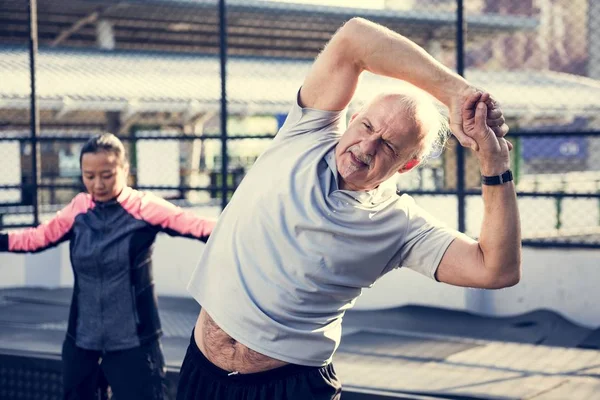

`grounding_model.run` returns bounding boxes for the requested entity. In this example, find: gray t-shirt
[187,95,459,366]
